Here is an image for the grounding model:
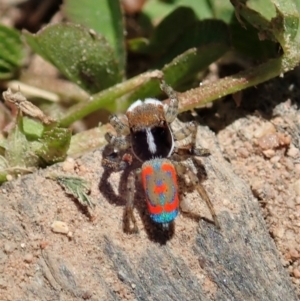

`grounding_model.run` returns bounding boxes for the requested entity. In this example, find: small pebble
[4,243,15,254]
[117,270,127,281]
[262,149,275,158]
[24,253,33,263]
[40,241,49,249]
[62,158,75,172]
[78,164,87,173]
[295,164,300,174]
[293,180,300,197]
[6,174,13,181]
[258,134,279,150]
[237,147,249,158]
[180,198,192,213]
[51,221,69,234]
[222,198,230,206]
[287,144,300,158]
[283,158,294,171]
[293,268,300,278]
[272,225,285,239]
[270,155,281,164]
[289,249,300,260]
[254,122,276,138]
[278,132,291,146]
